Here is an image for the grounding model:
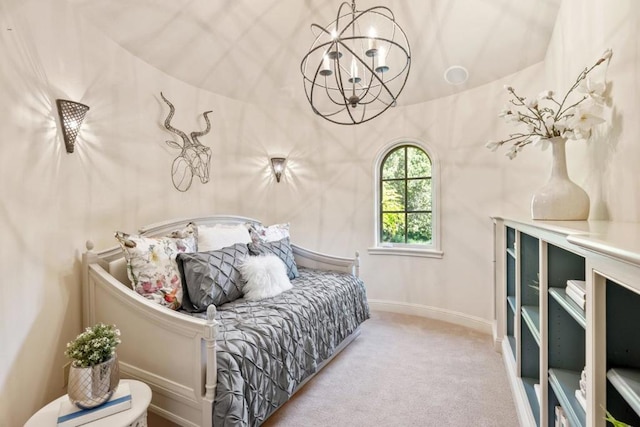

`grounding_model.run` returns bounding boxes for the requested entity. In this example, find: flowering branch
[486,49,612,159]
